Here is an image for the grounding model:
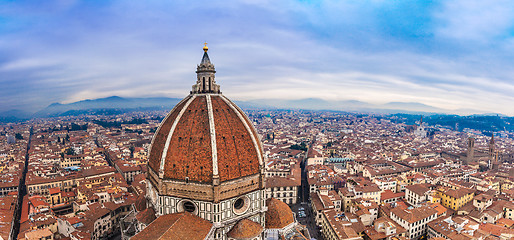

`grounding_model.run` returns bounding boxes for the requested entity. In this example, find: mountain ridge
[0,96,501,122]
